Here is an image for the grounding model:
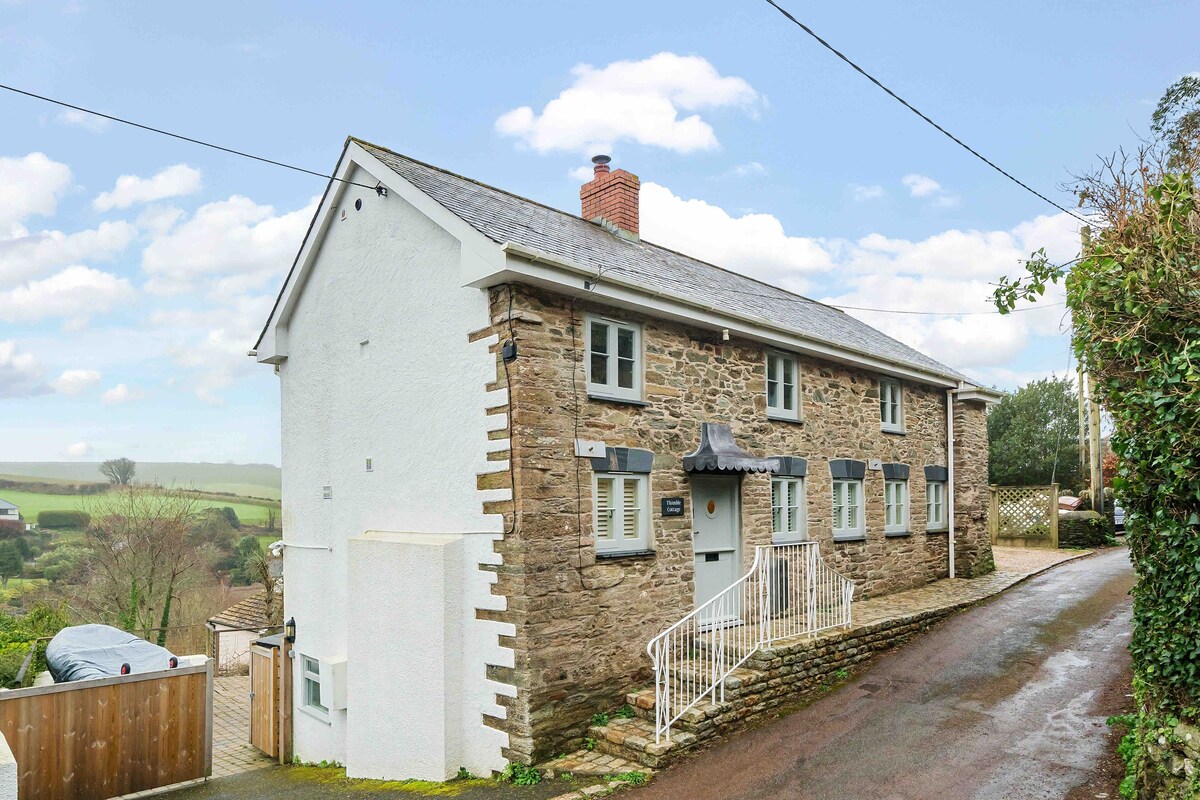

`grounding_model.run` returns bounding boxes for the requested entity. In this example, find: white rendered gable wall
[278,163,513,777]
